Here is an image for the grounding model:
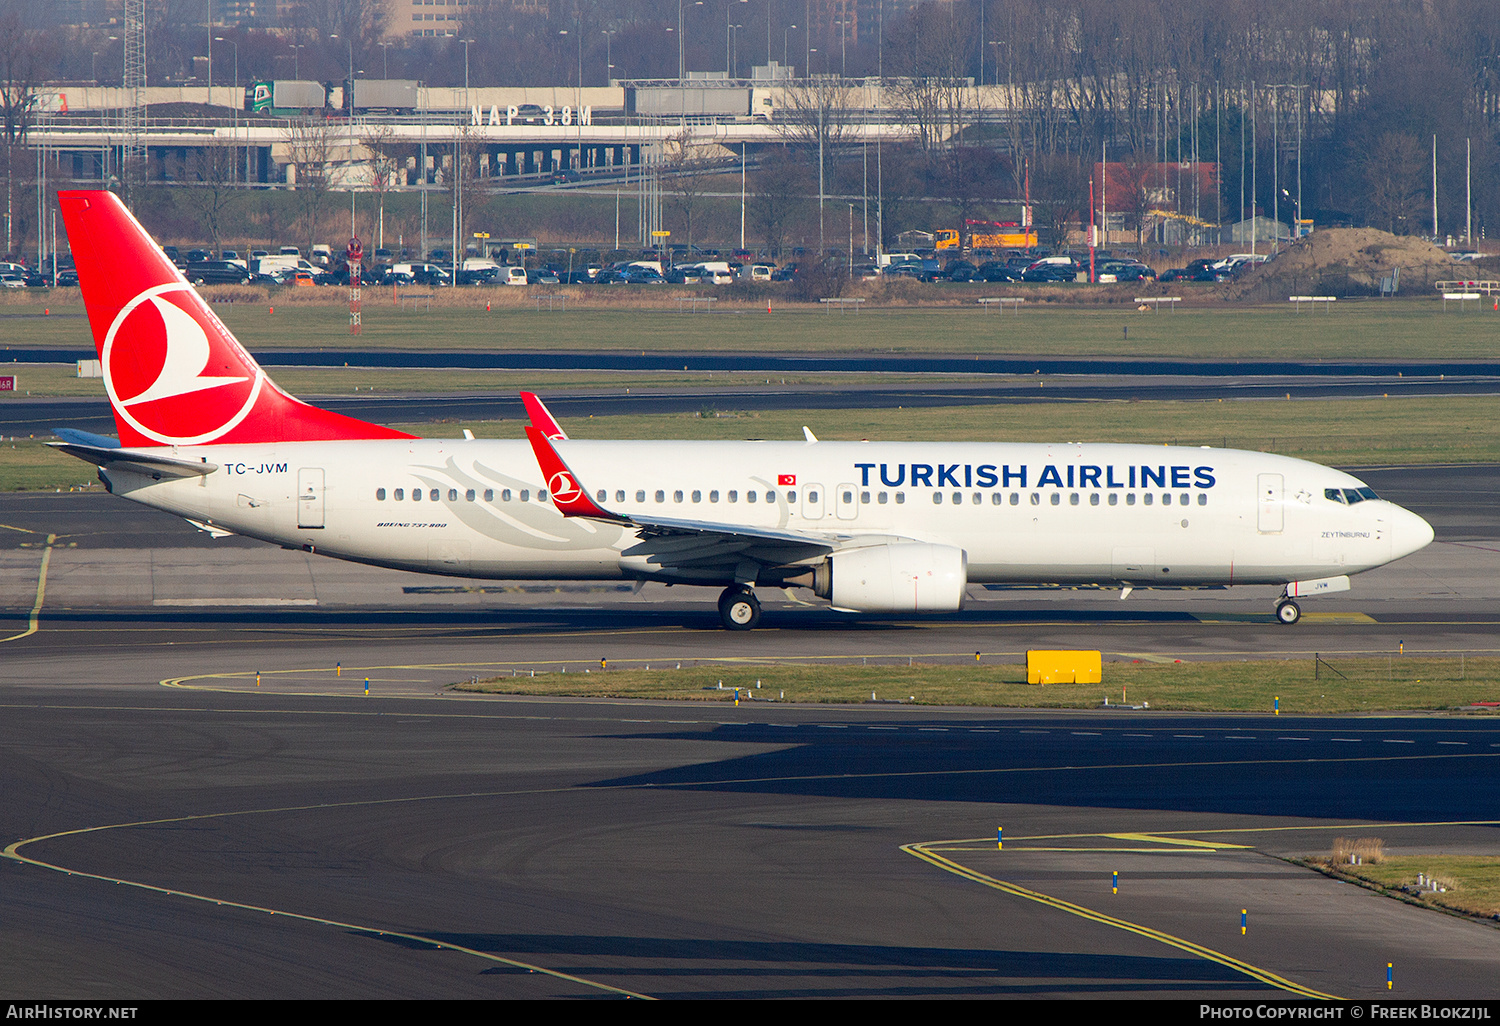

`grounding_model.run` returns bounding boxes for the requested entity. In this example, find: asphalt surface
[0,467,1498,999]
